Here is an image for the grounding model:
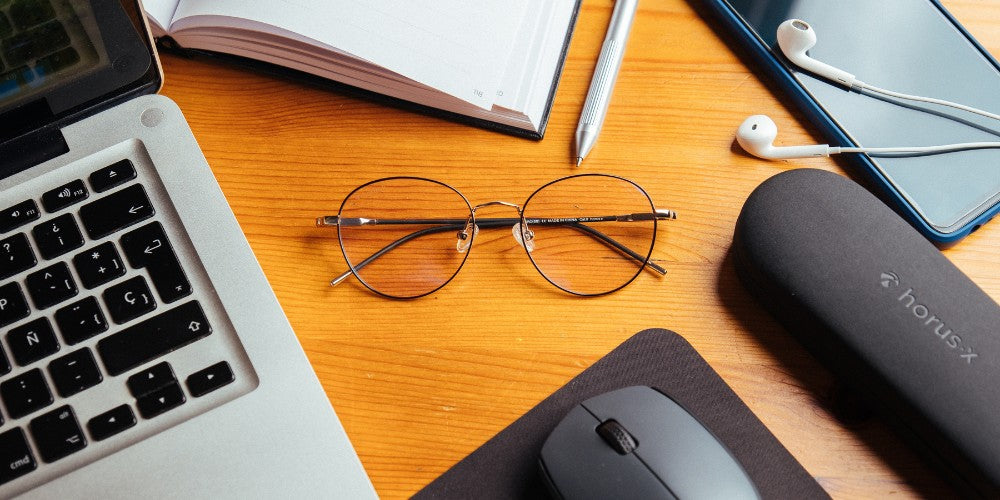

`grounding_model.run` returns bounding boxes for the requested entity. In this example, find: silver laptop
[0,0,375,497]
